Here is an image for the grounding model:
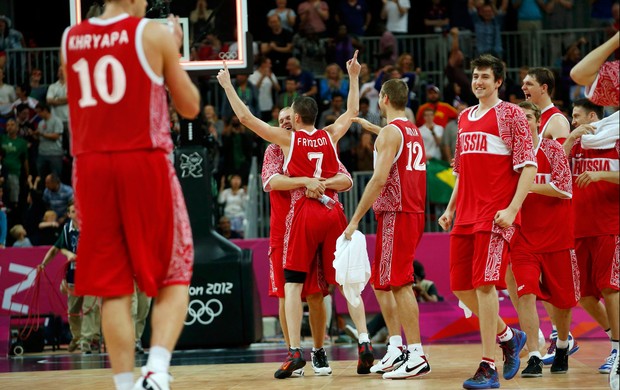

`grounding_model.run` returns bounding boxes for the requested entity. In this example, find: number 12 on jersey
[405,141,426,171]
